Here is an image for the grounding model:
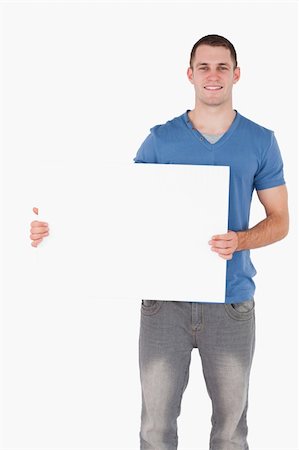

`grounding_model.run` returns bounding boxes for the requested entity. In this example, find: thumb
[33,207,39,215]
